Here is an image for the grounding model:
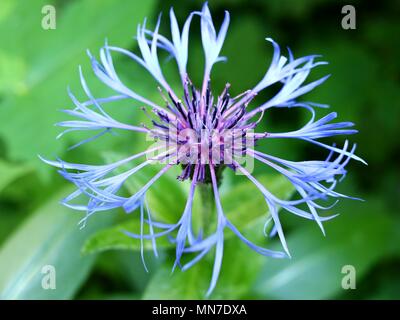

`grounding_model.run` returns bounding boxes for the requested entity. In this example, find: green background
[0,0,399,299]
